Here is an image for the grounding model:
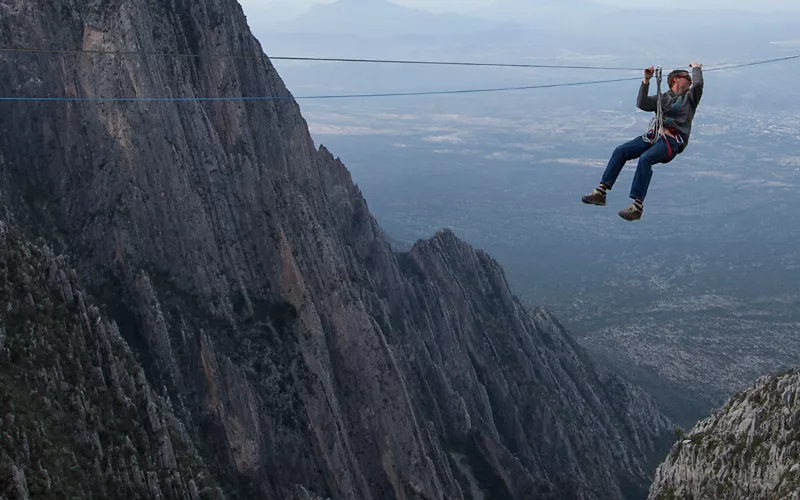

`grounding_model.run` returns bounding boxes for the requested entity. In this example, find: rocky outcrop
[1,1,674,499]
[0,214,223,499]
[648,368,800,500]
